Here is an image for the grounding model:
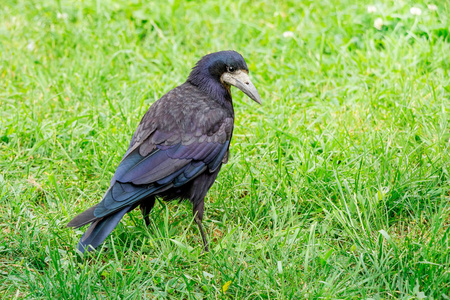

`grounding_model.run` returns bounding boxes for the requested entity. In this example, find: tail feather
[67,205,98,228]
[77,206,131,253]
